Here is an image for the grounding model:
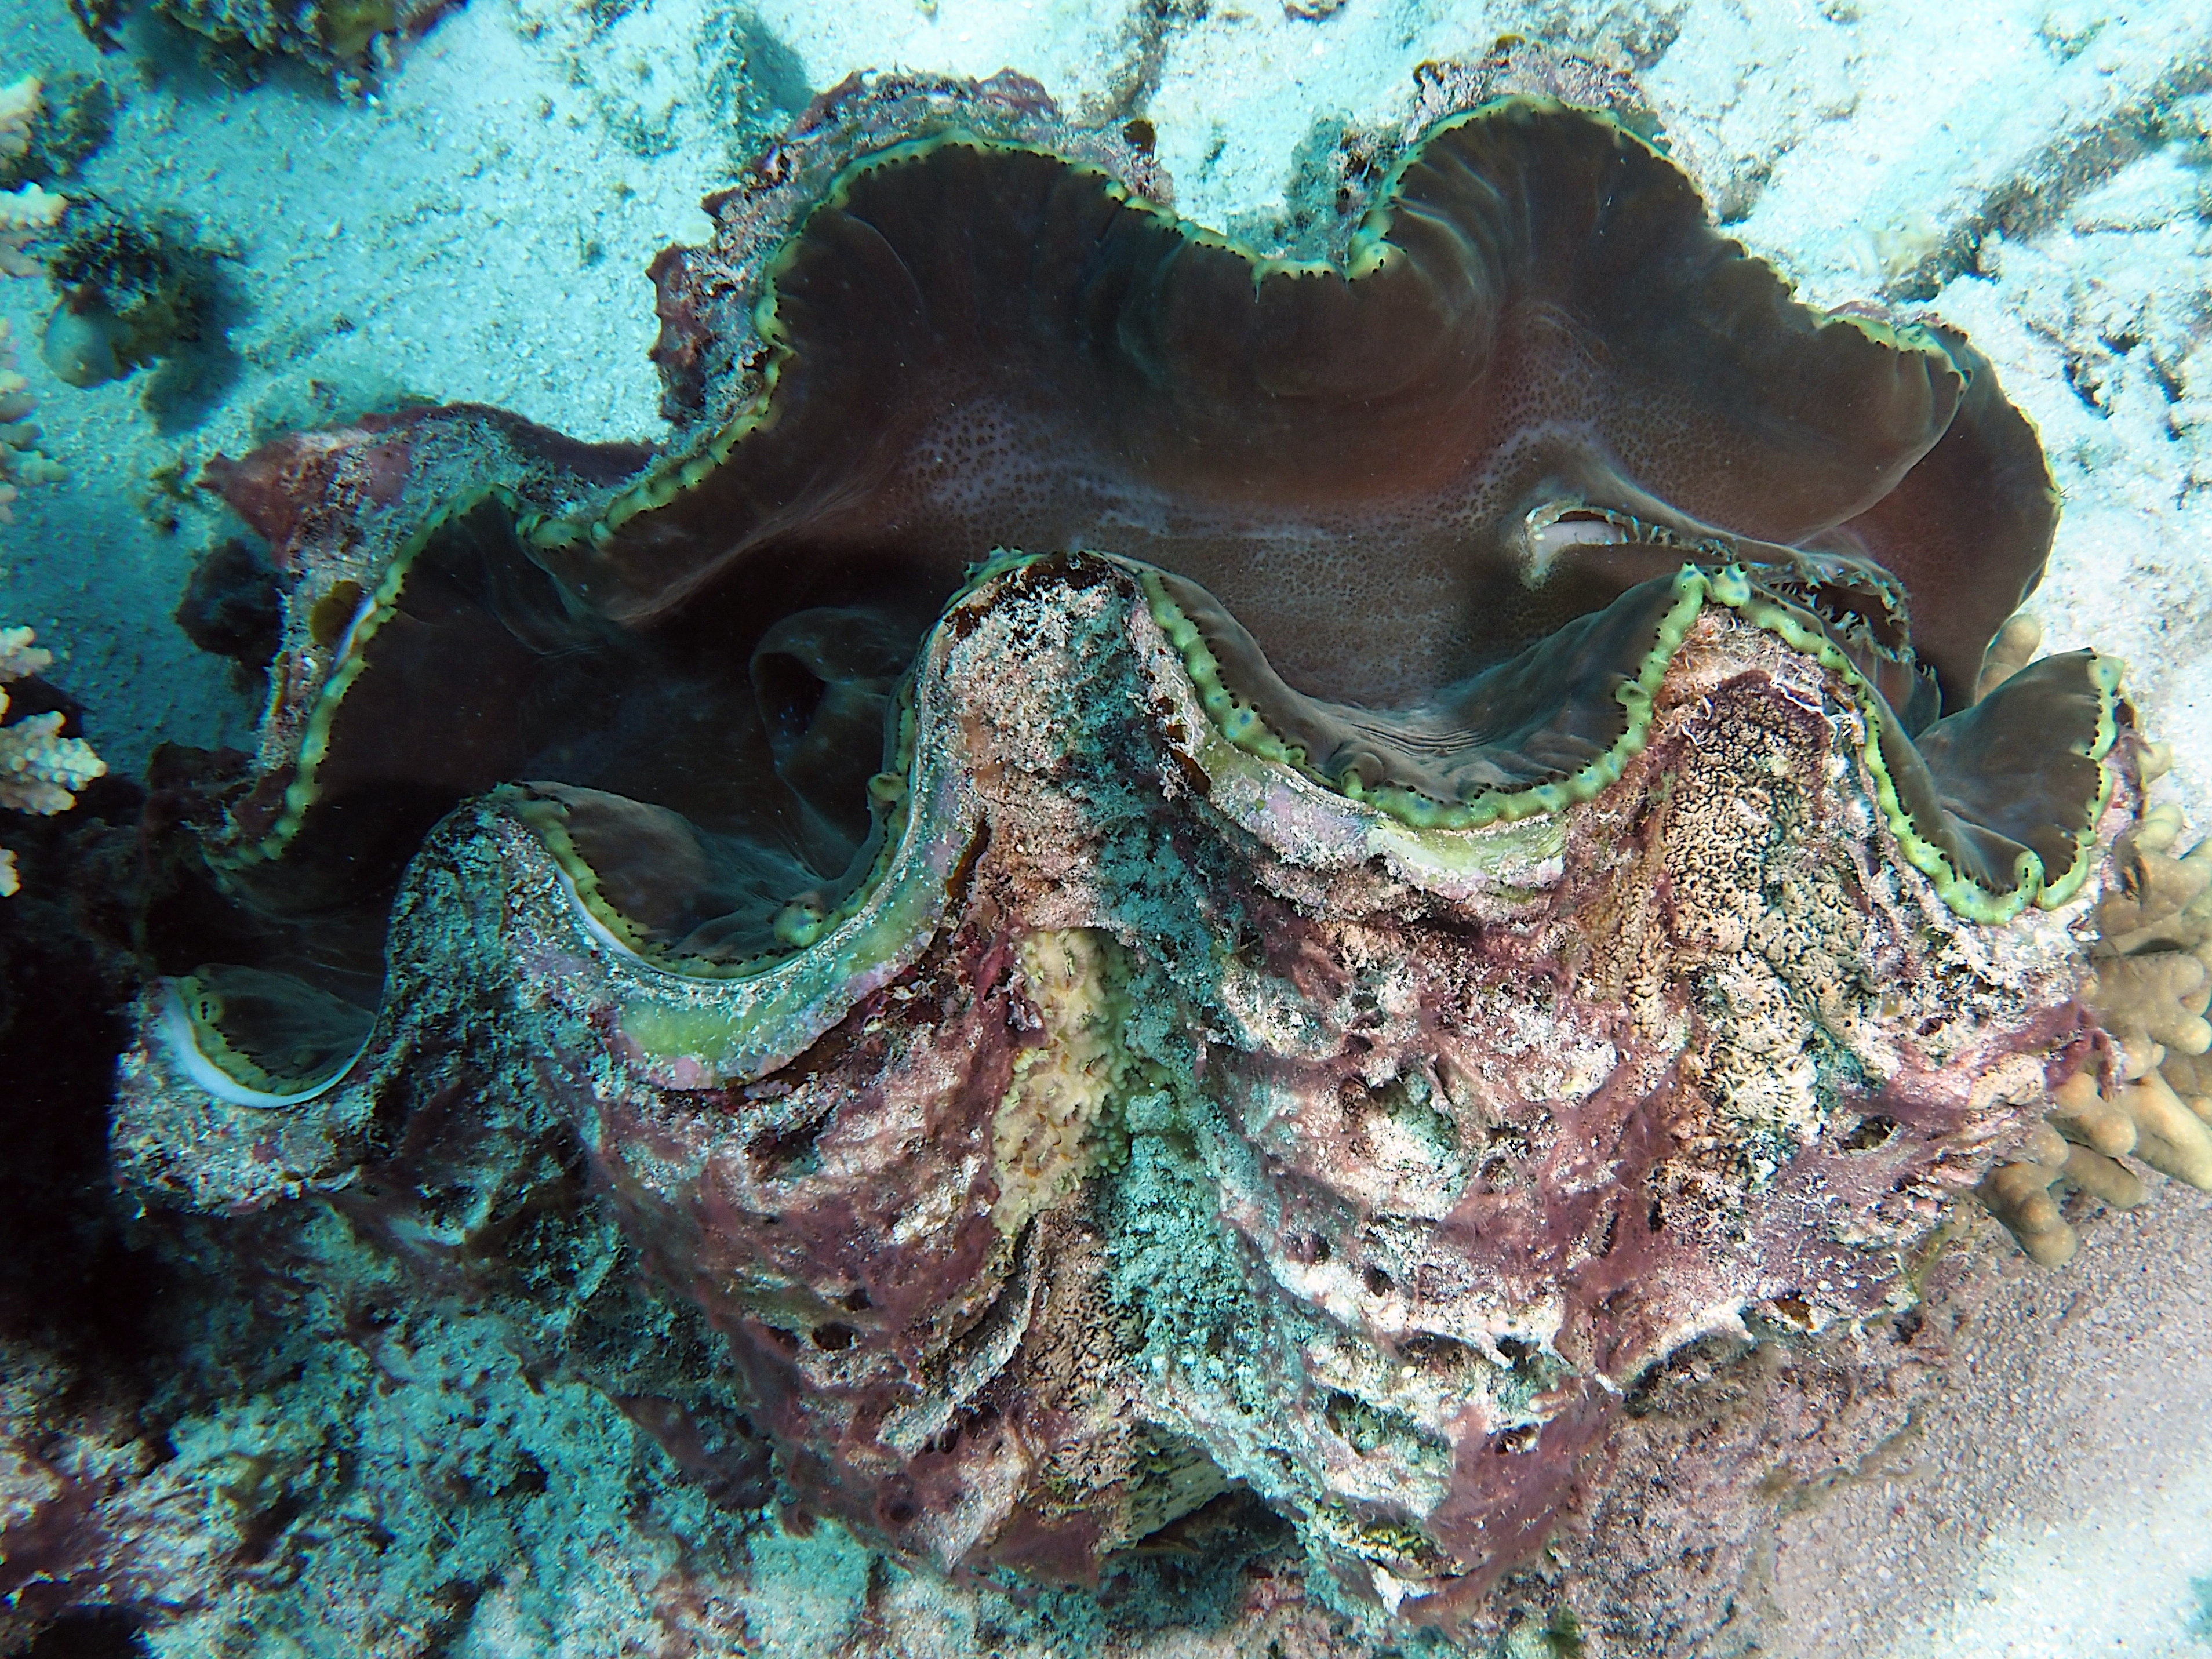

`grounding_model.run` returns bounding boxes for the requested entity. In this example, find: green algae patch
[615,997,759,1068]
